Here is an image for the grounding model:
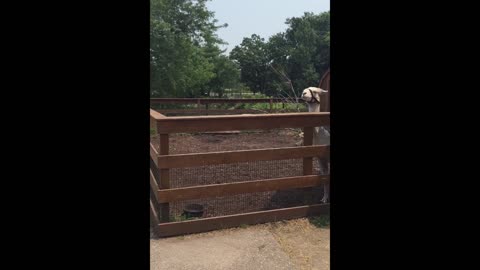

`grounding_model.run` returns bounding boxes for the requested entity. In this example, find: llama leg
[319,157,329,174]
[321,161,330,203]
[321,183,330,203]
